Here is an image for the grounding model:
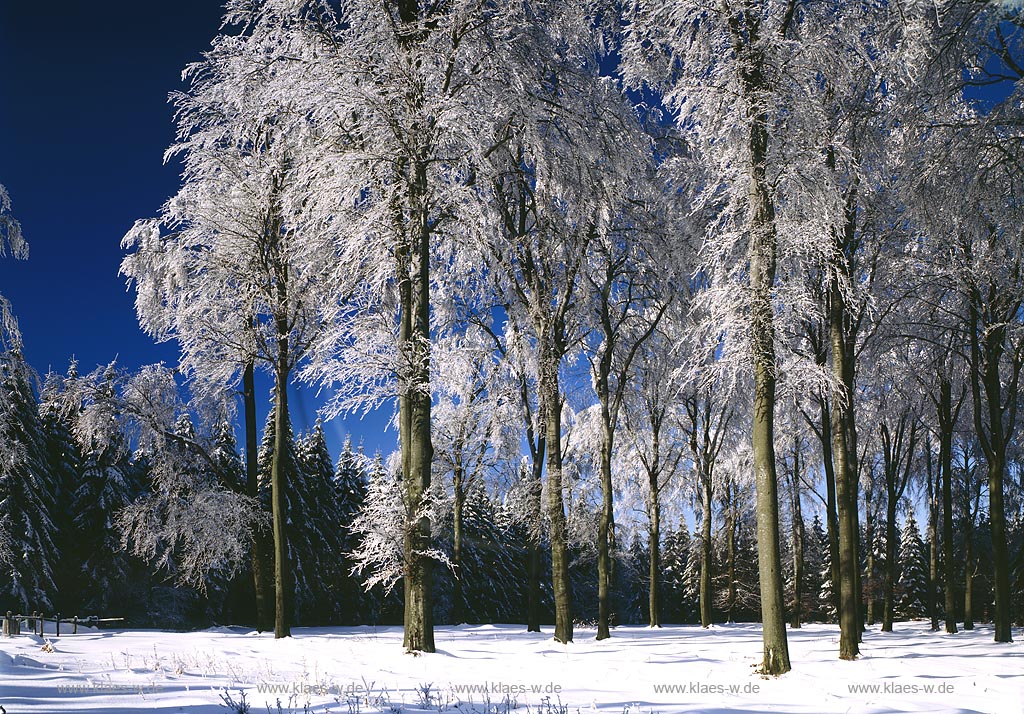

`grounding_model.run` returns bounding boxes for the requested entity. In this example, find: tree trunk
[745,52,790,676]
[700,477,713,628]
[830,276,860,658]
[540,346,572,644]
[398,190,436,653]
[526,443,544,633]
[648,430,662,628]
[924,443,939,631]
[244,360,274,633]
[865,498,875,627]
[882,485,897,633]
[271,333,292,639]
[970,311,1014,643]
[597,417,615,640]
[938,380,957,634]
